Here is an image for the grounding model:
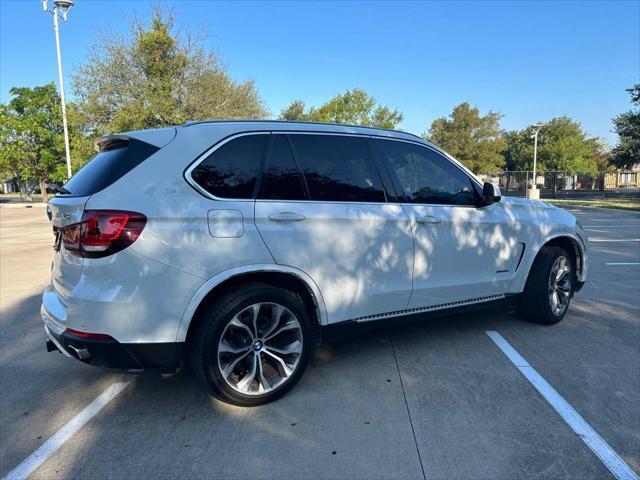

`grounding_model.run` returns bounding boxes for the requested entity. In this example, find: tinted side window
[62,139,158,197]
[289,134,385,202]
[191,134,268,198]
[375,139,477,205]
[259,135,307,200]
